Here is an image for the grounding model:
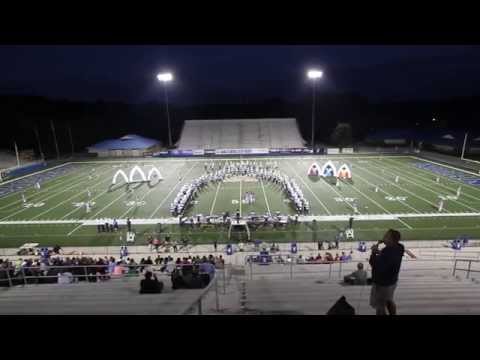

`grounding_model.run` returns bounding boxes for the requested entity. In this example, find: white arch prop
[112,170,129,185]
[129,165,147,183]
[147,167,163,181]
[307,162,321,177]
[321,161,337,177]
[337,164,352,179]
